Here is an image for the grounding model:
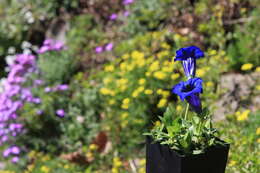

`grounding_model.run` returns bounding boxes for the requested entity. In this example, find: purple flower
[105,43,114,51]
[123,11,130,17]
[109,13,118,20]
[11,146,20,155]
[3,148,10,157]
[172,77,203,114]
[11,156,19,163]
[44,87,52,93]
[34,79,44,85]
[32,98,41,104]
[43,39,53,46]
[38,39,64,54]
[56,109,65,118]
[56,84,69,91]
[36,110,43,115]
[37,46,50,54]
[53,41,64,51]
[95,46,103,54]
[123,0,134,5]
[175,46,204,78]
